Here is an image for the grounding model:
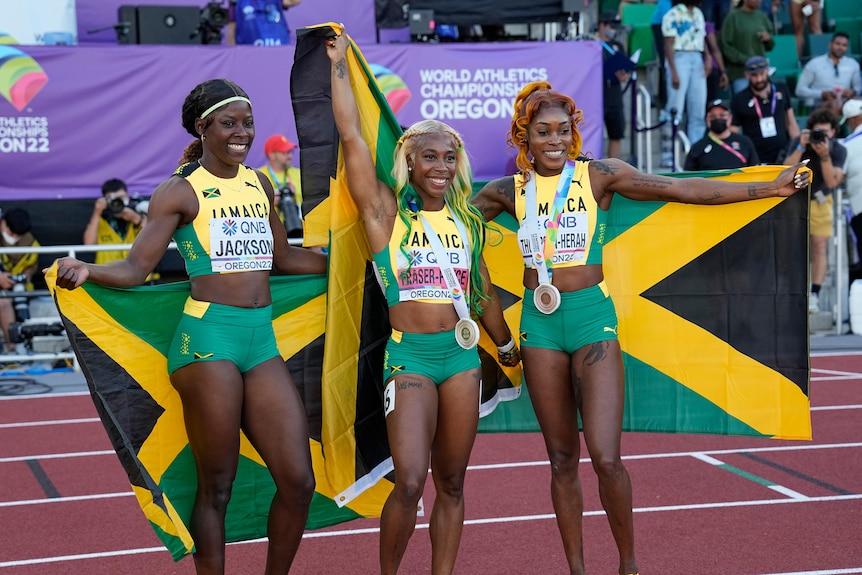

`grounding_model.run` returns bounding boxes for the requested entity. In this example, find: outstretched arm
[590,158,810,208]
[325,31,394,251]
